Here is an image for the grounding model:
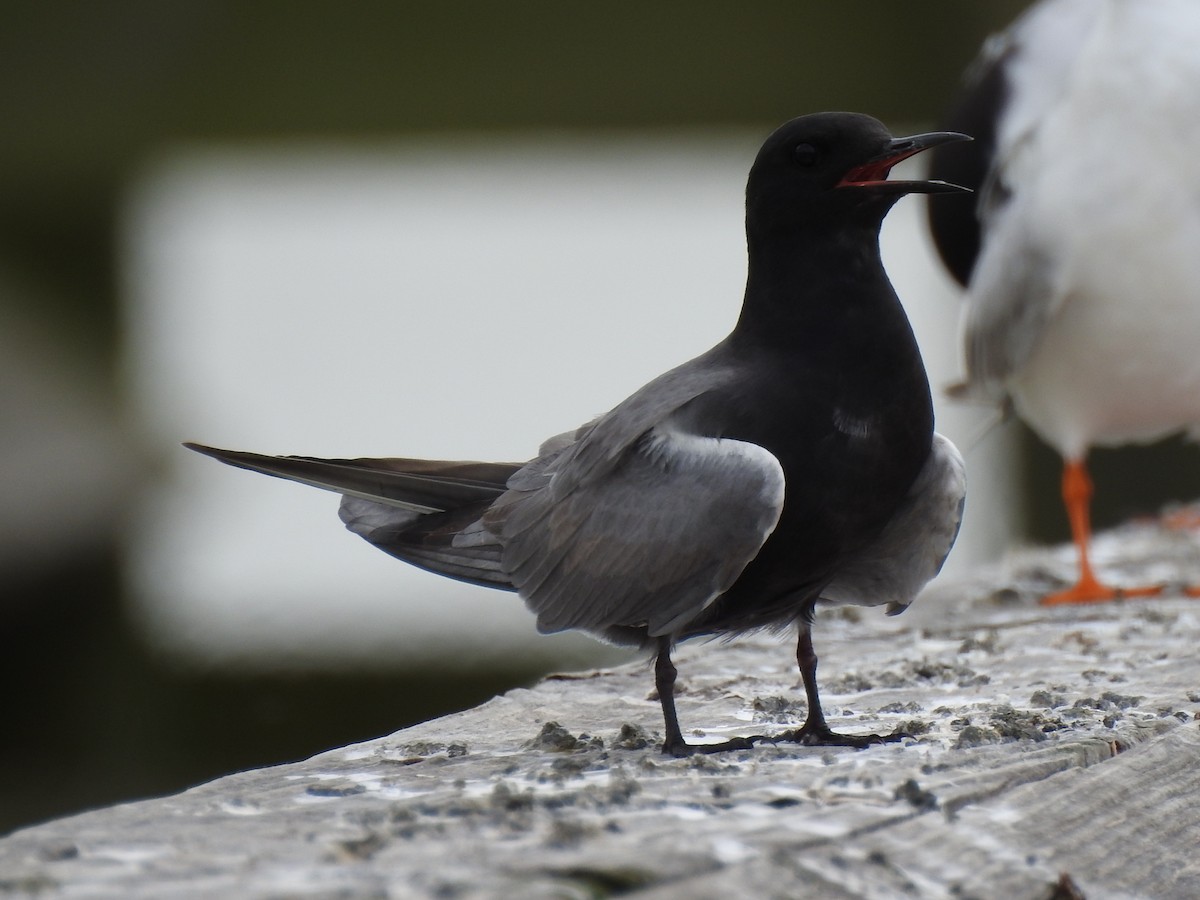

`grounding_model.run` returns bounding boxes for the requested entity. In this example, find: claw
[660,734,763,757]
[776,722,910,748]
